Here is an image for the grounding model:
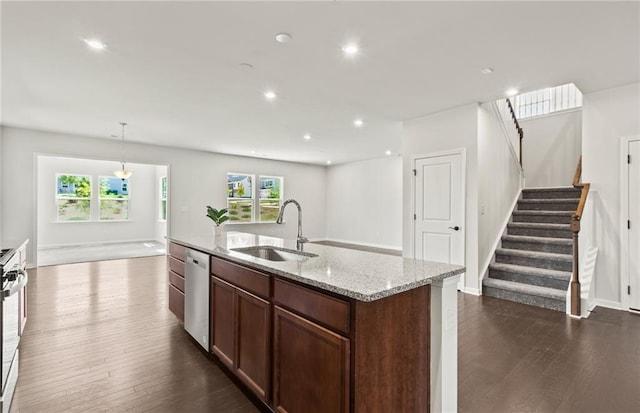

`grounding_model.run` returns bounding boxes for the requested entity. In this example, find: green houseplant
[206,206,229,238]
